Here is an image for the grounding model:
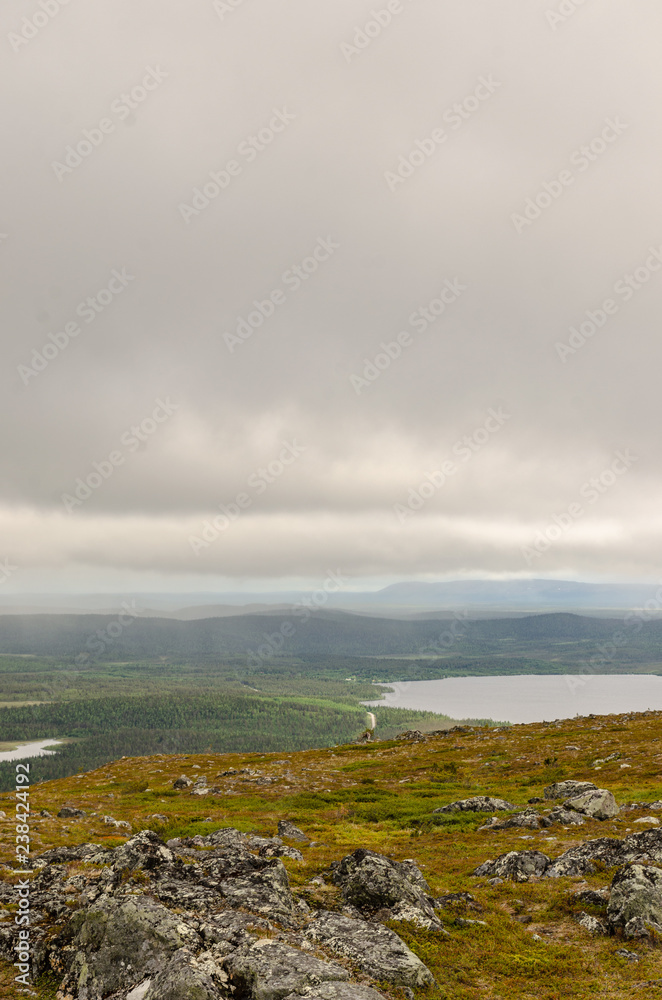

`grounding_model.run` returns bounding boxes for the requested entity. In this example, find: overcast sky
[2,0,662,594]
